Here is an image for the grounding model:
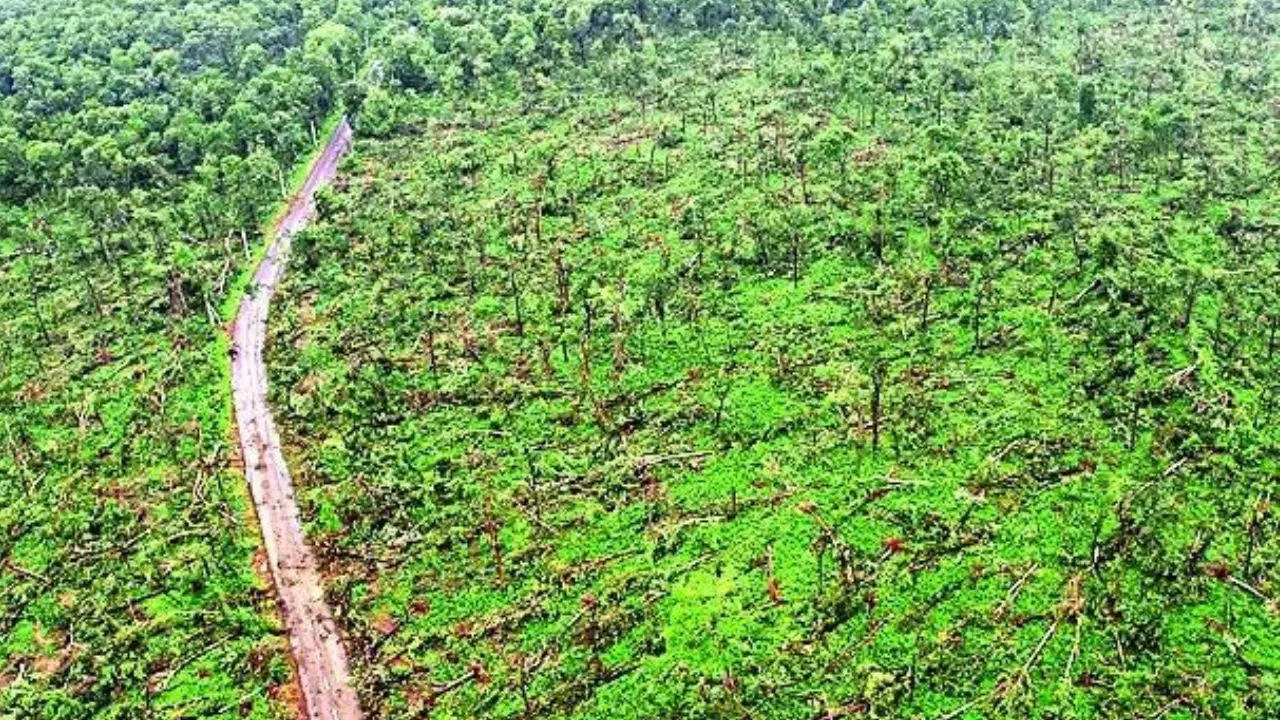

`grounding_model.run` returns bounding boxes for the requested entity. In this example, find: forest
[2,0,1279,719]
